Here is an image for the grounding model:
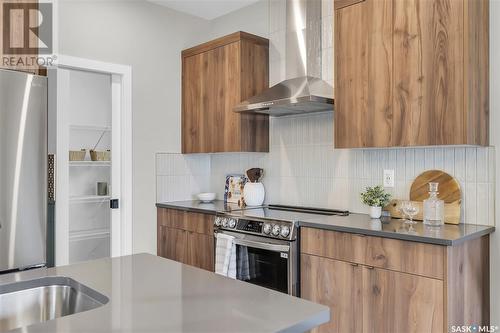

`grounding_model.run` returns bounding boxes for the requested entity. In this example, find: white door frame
[52,55,132,264]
